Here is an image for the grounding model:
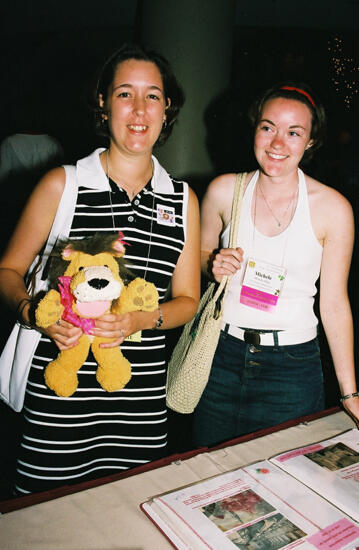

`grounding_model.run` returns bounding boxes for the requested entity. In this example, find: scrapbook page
[141,429,359,550]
